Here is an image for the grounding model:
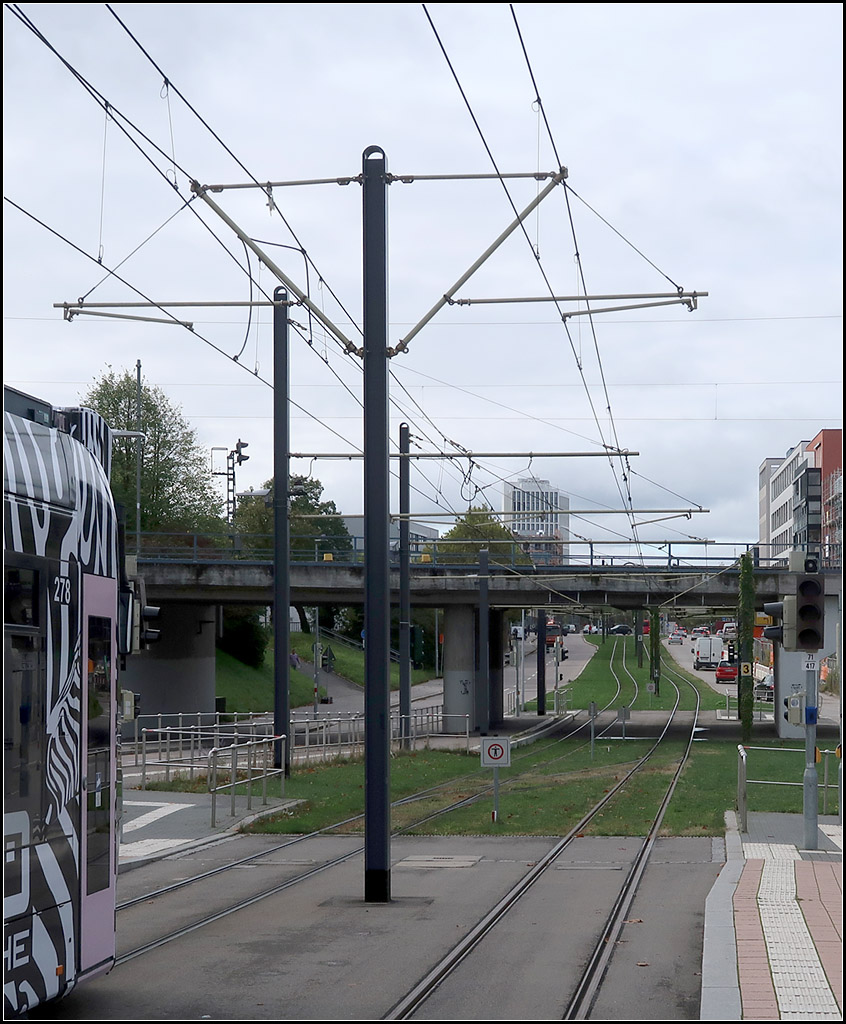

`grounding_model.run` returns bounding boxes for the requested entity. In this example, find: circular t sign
[481,737,511,767]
